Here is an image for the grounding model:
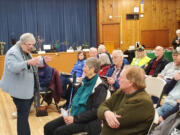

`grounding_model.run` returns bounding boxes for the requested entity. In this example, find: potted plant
[0,42,6,55]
